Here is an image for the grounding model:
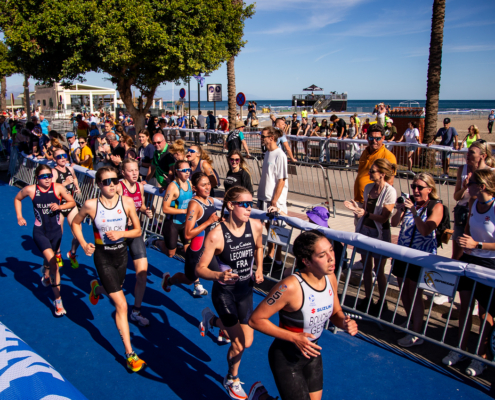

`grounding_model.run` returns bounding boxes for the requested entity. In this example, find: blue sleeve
[145,144,155,160]
[435,129,442,137]
[453,128,458,136]
[239,132,244,141]
[279,135,287,143]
